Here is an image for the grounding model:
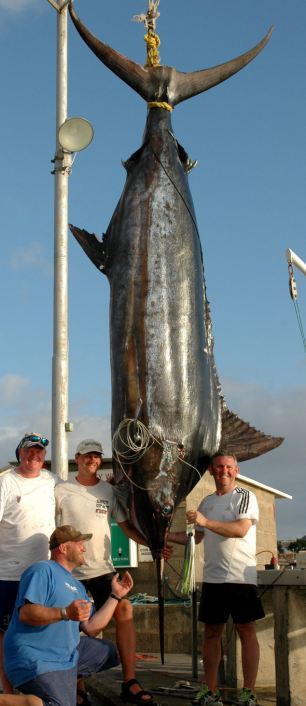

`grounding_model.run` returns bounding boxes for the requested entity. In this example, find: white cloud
[0,377,112,468]
[67,413,112,459]
[10,242,52,275]
[0,373,51,466]
[0,374,30,404]
[222,378,306,540]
